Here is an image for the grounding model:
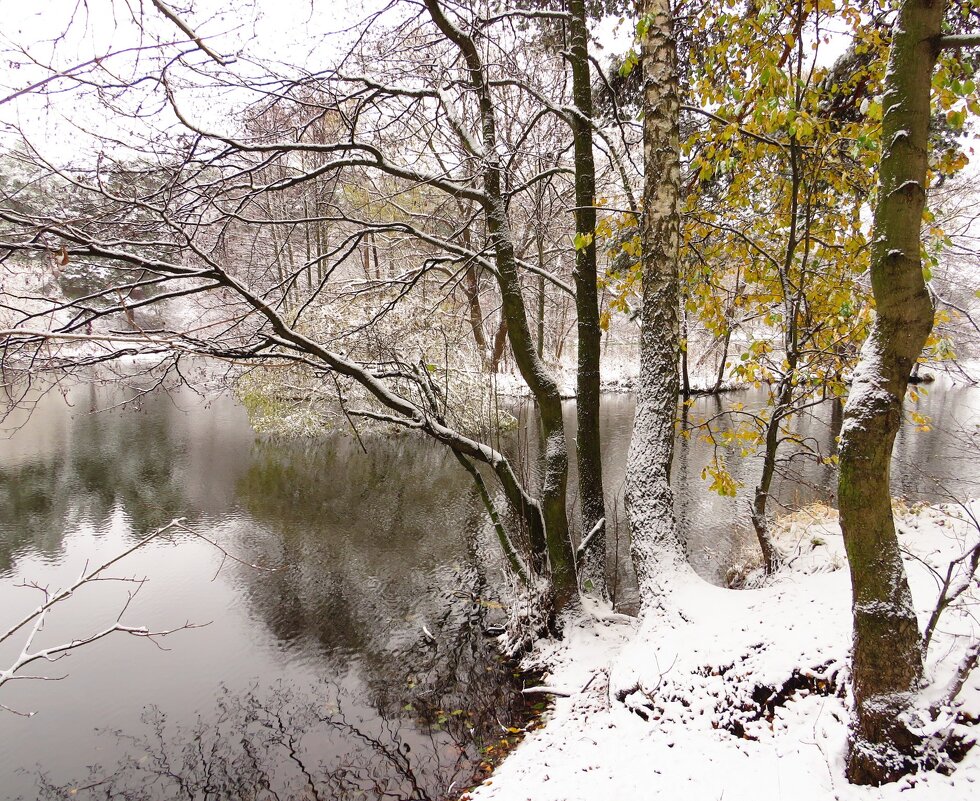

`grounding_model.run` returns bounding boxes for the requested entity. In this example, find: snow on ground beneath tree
[468,501,980,801]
